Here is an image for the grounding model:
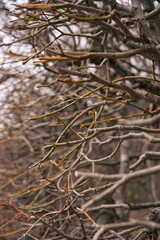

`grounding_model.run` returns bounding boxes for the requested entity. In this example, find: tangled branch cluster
[1,0,160,239]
